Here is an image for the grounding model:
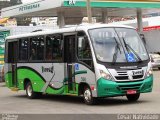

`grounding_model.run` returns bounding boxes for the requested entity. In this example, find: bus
[4,24,153,105]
